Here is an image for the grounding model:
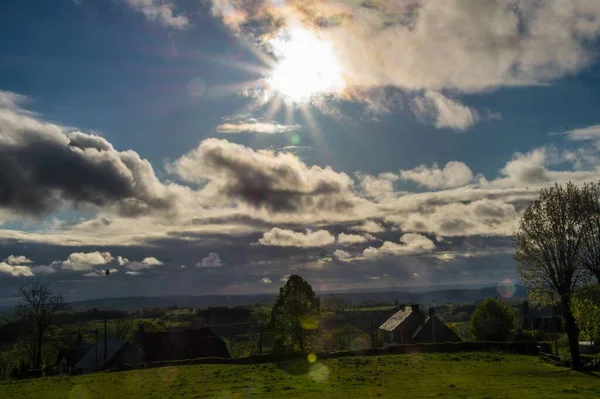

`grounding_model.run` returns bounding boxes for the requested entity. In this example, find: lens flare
[307,353,317,363]
[497,278,516,299]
